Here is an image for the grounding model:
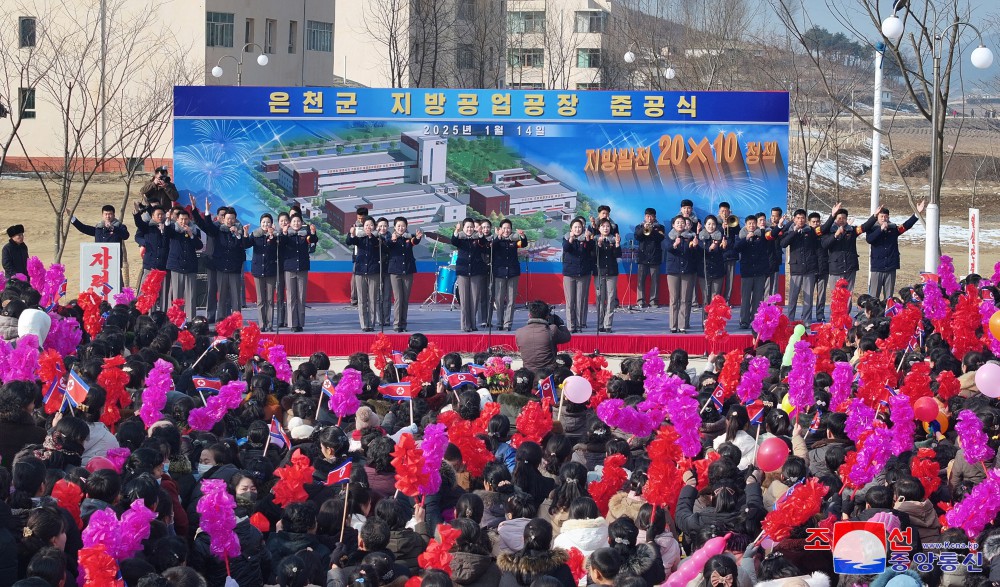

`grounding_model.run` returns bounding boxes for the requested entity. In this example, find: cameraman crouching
[515,300,571,375]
